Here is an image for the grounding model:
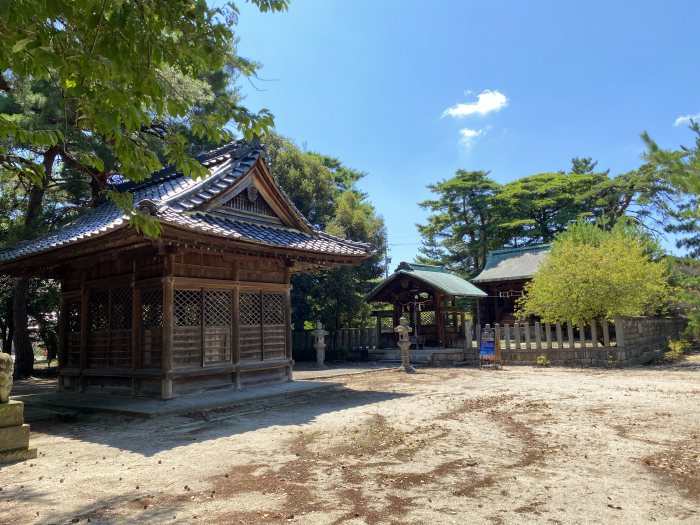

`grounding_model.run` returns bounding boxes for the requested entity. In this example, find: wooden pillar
[545,323,552,350]
[79,285,90,393]
[504,324,511,351]
[284,285,293,381]
[162,253,175,400]
[534,322,542,351]
[436,292,445,347]
[579,320,586,349]
[57,295,67,391]
[232,287,241,389]
[514,322,521,350]
[131,285,141,396]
